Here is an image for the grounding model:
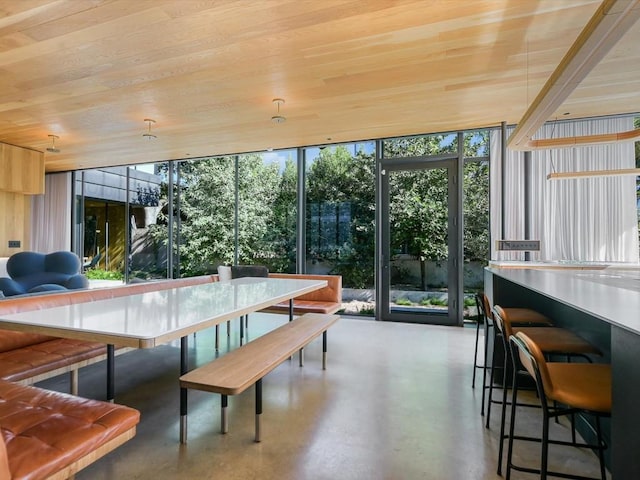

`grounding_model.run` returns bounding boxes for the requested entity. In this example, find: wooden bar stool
[506,332,610,480]
[475,293,553,417]
[491,305,602,475]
